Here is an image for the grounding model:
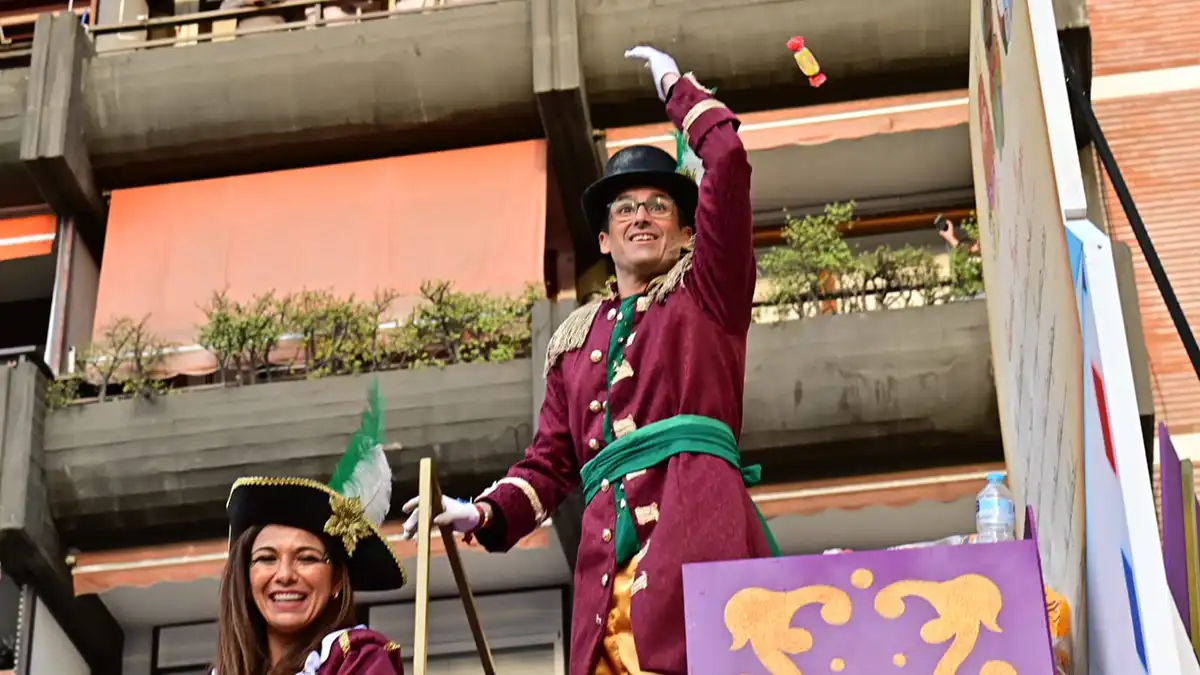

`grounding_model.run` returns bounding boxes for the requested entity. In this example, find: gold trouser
[593,550,662,675]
